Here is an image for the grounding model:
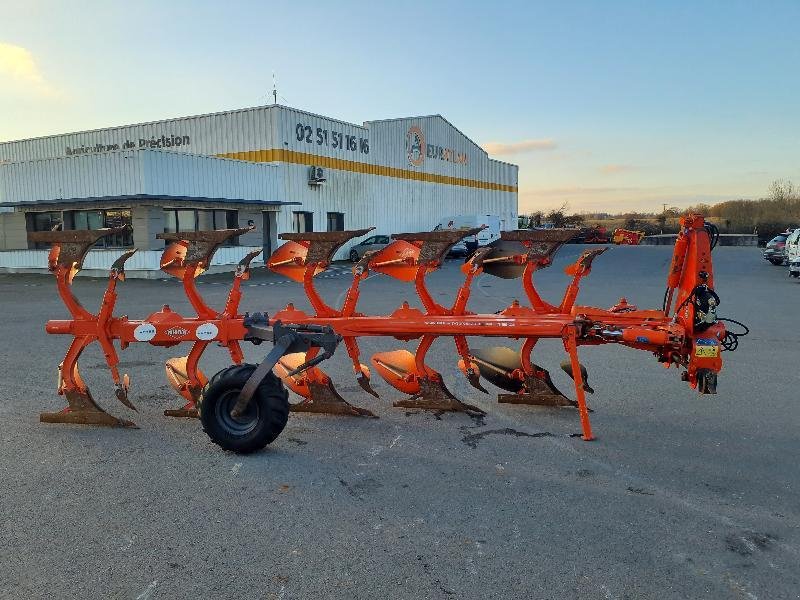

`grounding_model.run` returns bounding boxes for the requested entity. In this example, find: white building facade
[0,105,518,274]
